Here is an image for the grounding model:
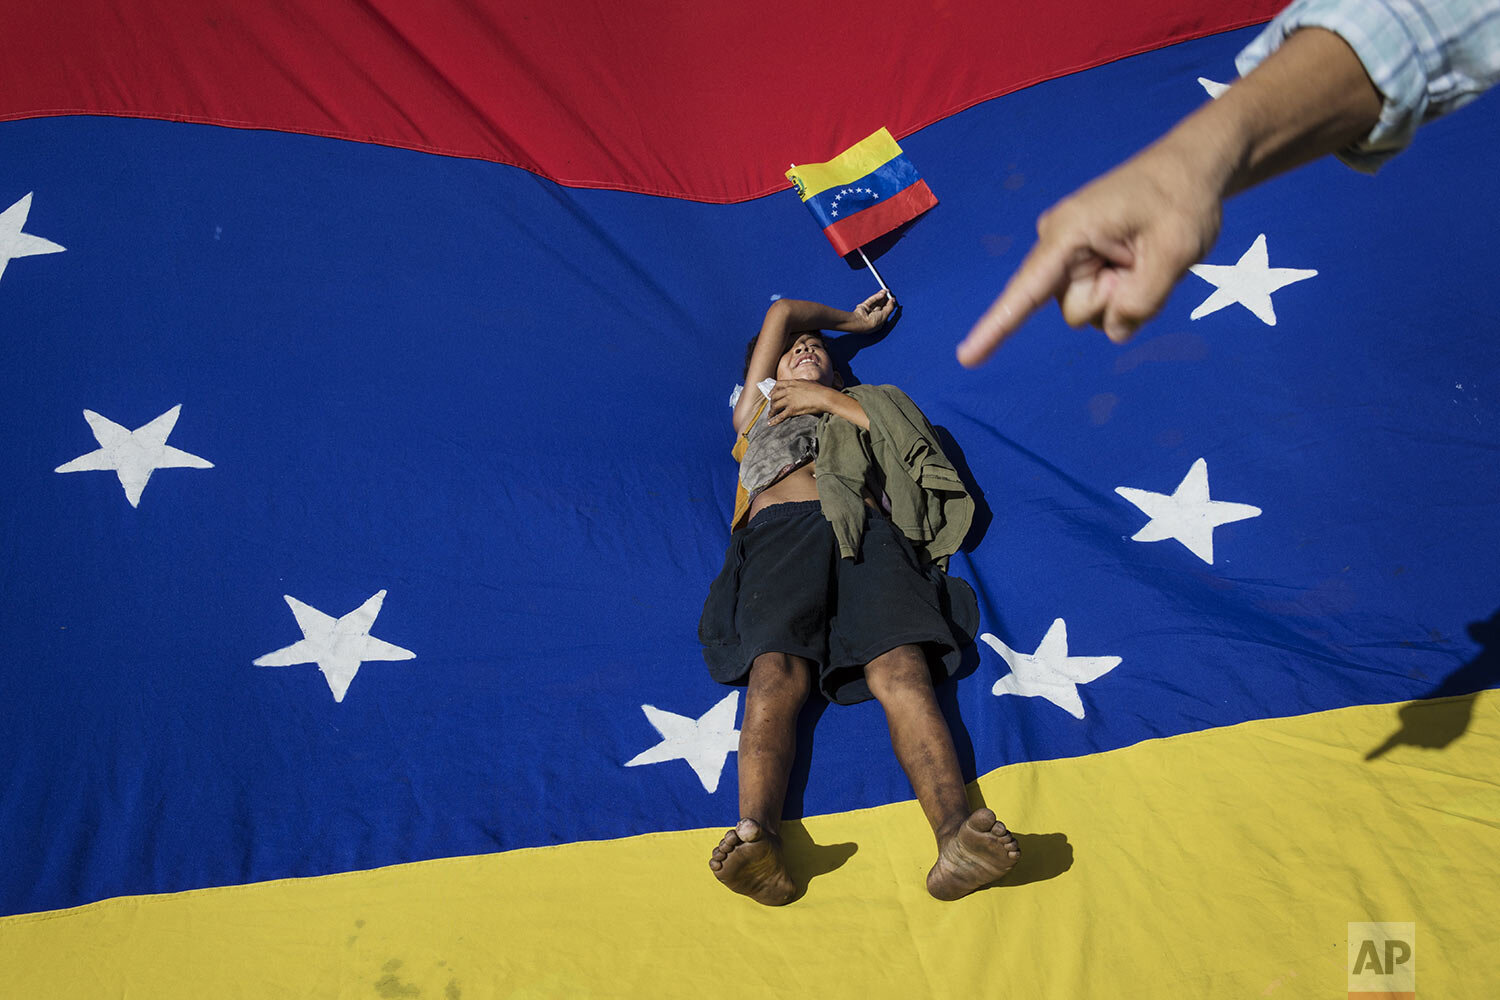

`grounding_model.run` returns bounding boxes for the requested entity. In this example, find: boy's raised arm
[733,292,893,433]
